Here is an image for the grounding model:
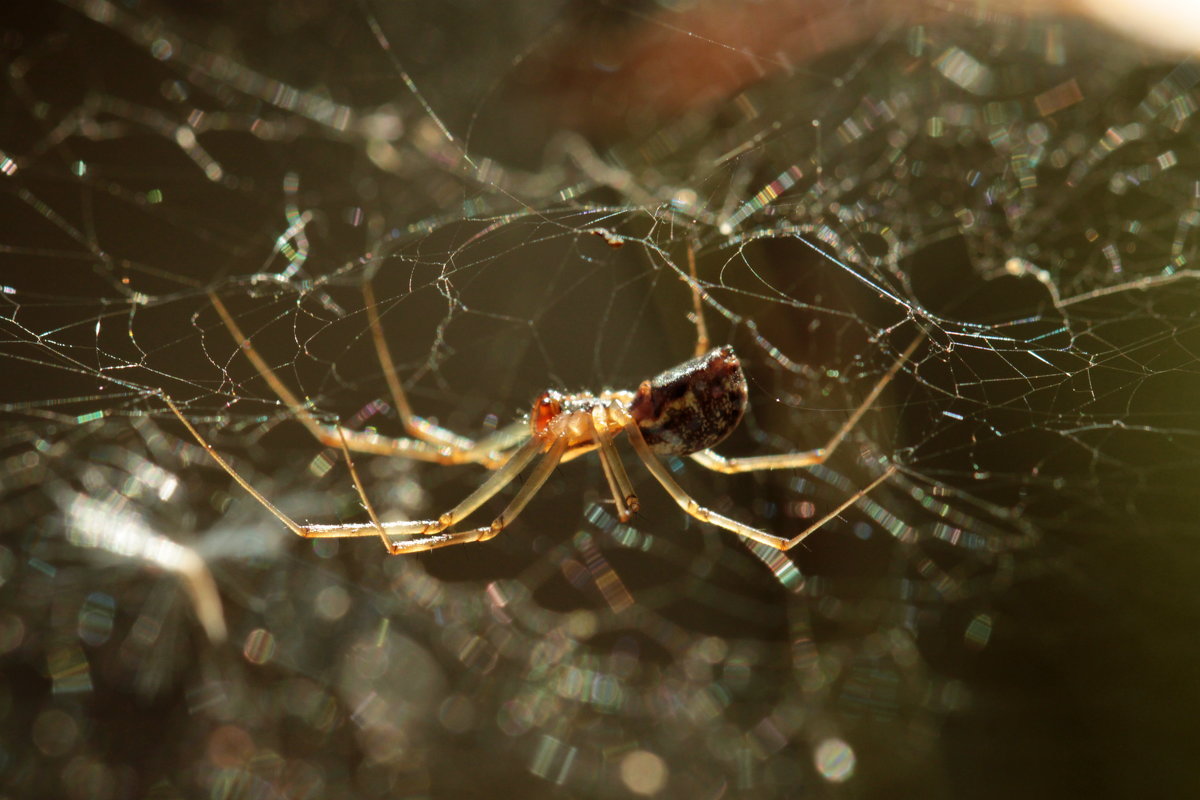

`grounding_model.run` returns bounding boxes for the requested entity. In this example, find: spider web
[2,1,1199,797]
